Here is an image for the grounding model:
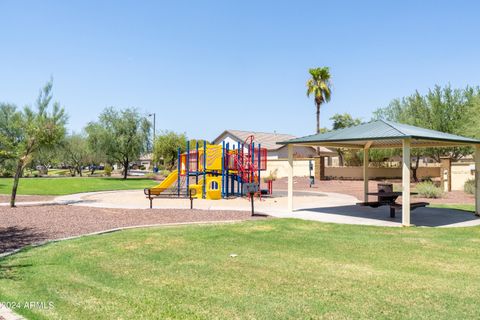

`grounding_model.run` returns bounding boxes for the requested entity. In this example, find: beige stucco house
[212,129,337,160]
